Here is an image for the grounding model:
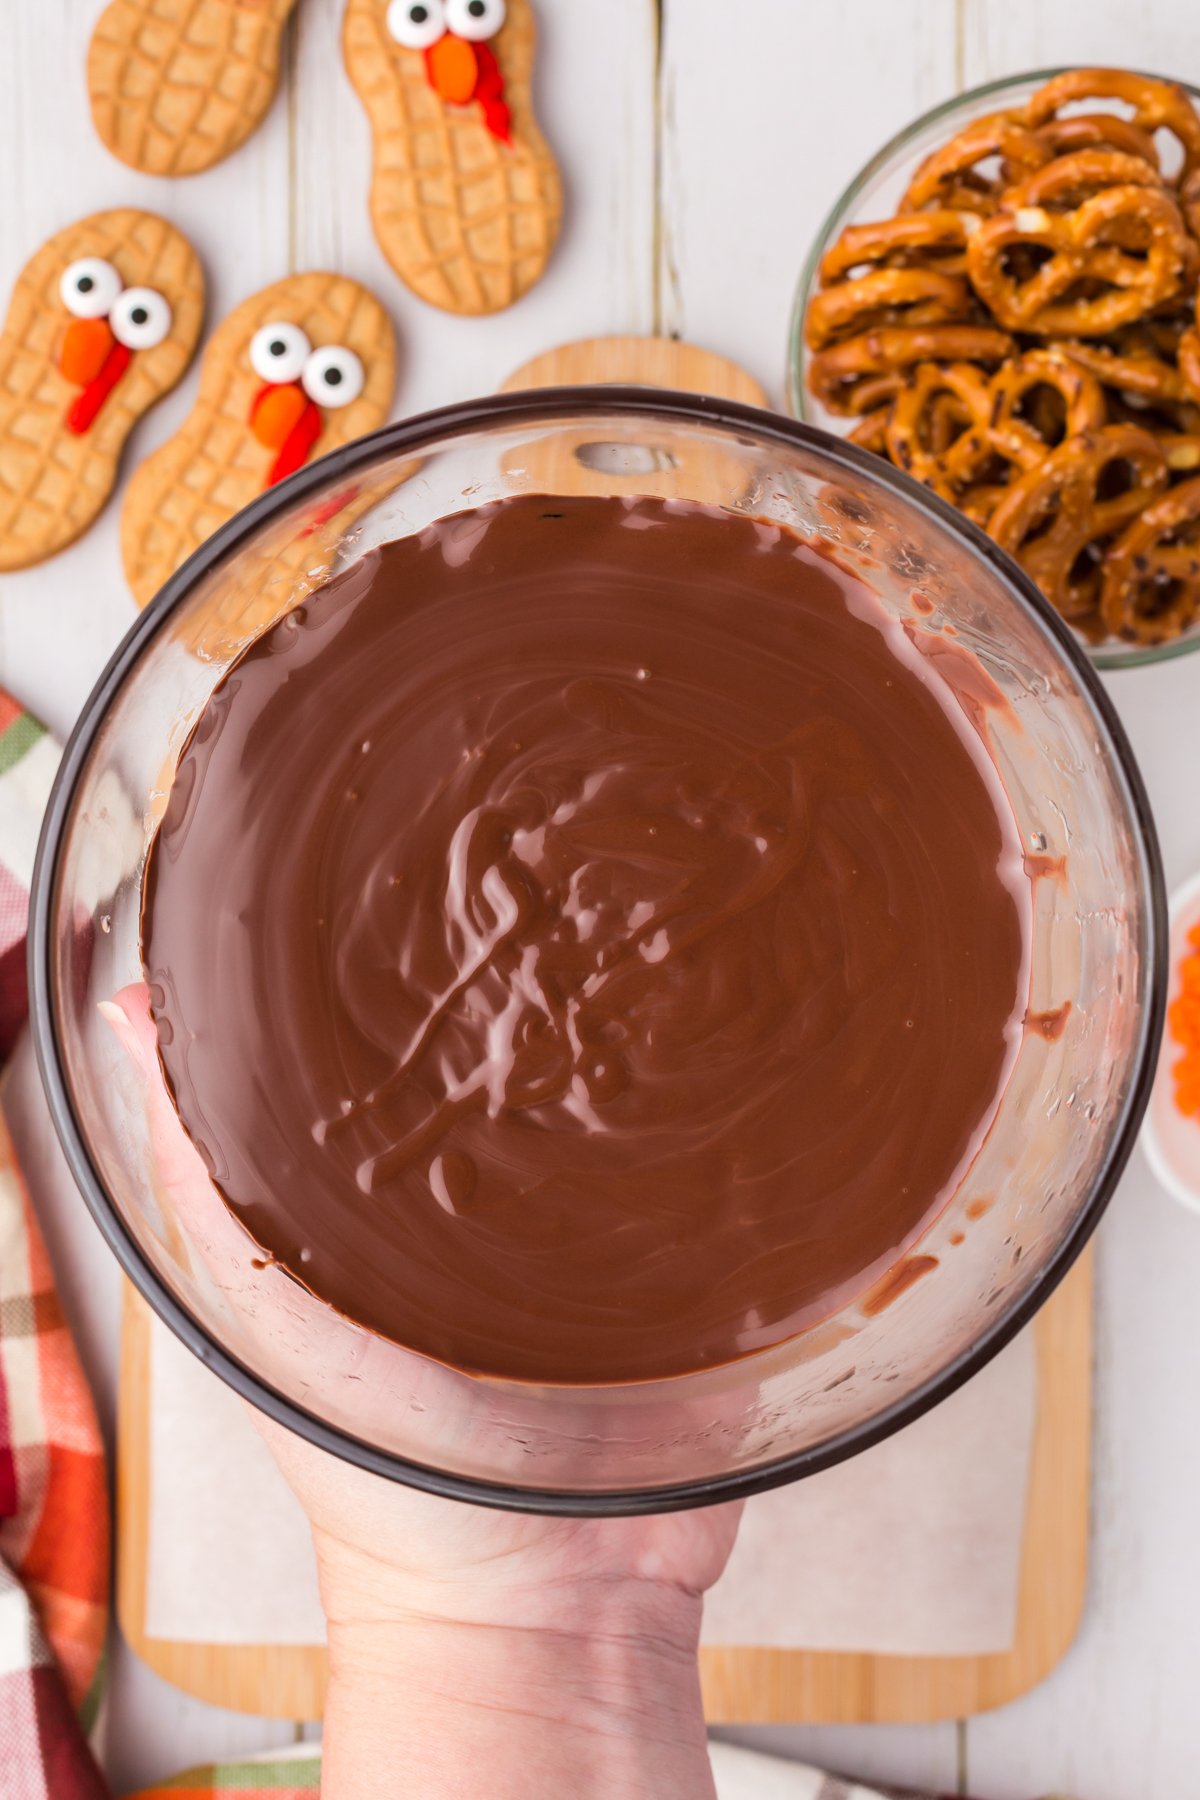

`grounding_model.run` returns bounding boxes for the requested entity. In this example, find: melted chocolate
[142,495,1030,1385]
